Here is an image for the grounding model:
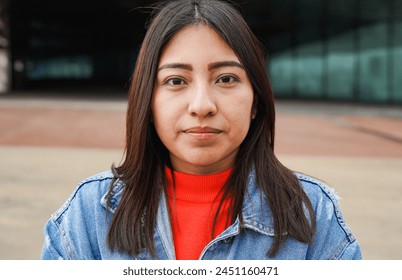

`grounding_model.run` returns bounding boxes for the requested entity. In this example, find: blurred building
[2,0,402,104]
[267,0,402,105]
[0,0,10,92]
